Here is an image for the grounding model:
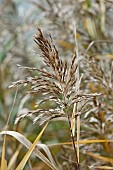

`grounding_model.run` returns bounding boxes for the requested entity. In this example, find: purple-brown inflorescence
[10,28,100,125]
